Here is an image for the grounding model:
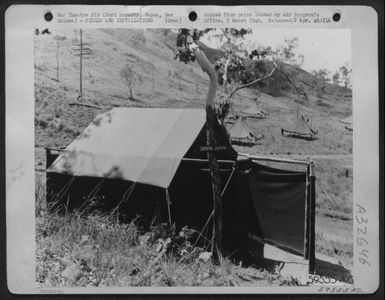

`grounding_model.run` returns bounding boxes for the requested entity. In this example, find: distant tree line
[312,61,352,90]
